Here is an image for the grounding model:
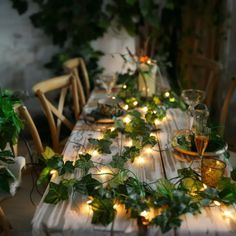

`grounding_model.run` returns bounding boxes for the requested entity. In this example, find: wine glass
[181,89,205,130]
[192,103,209,132]
[96,74,117,97]
[194,126,210,159]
